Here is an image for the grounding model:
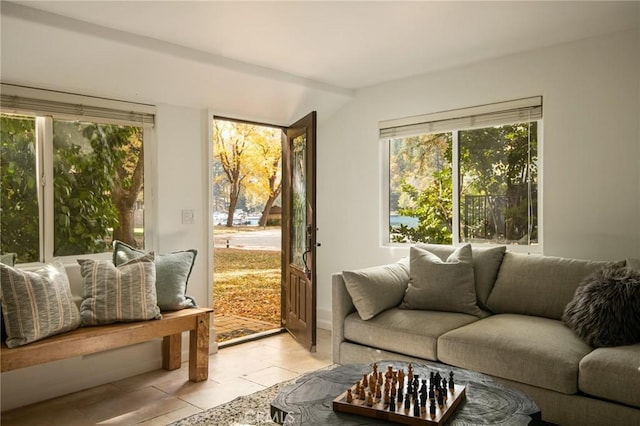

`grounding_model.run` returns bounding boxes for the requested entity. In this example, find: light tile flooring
[1,329,332,426]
